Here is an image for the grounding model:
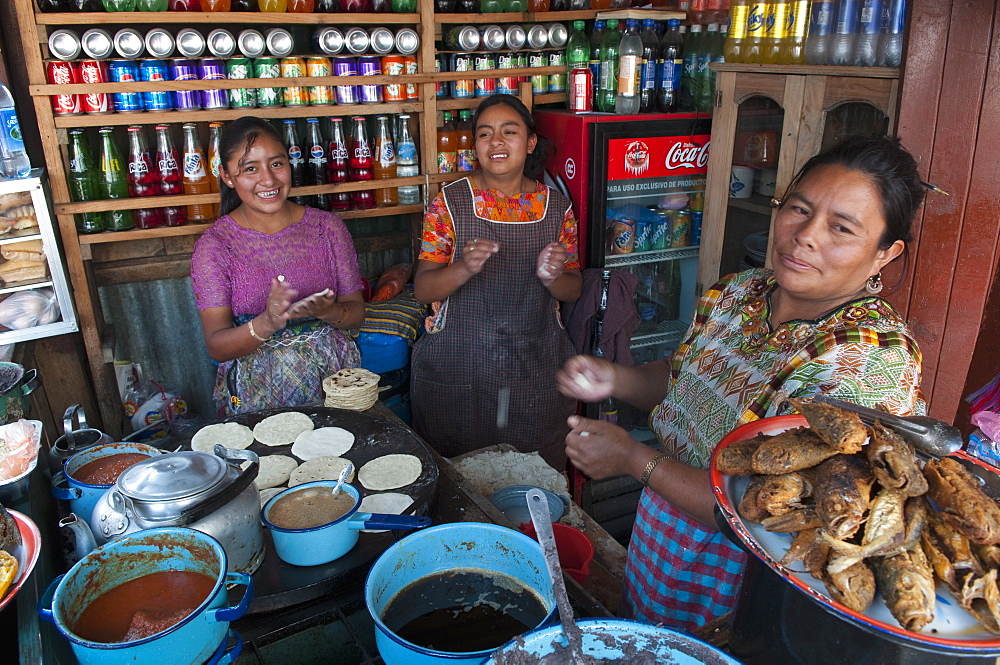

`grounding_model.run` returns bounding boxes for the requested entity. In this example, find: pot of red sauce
[39,527,252,665]
[50,442,162,523]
